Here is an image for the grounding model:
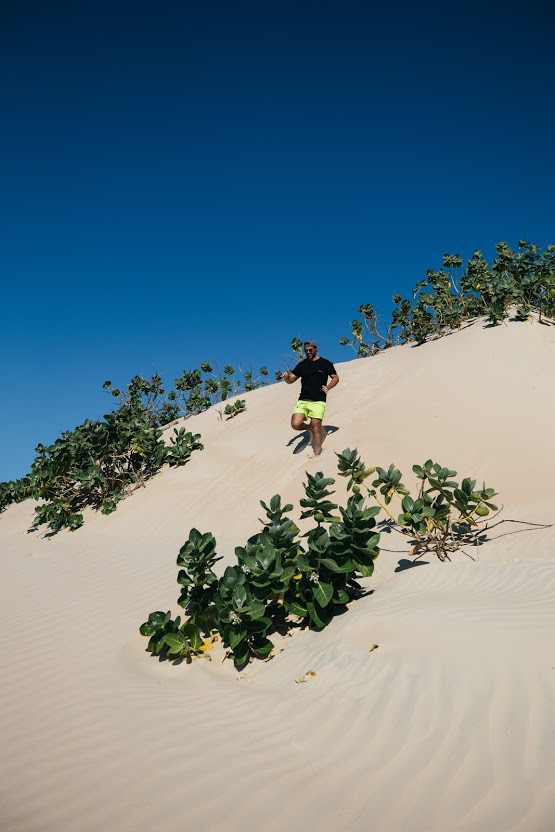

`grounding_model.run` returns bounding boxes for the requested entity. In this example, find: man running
[283,339,339,456]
